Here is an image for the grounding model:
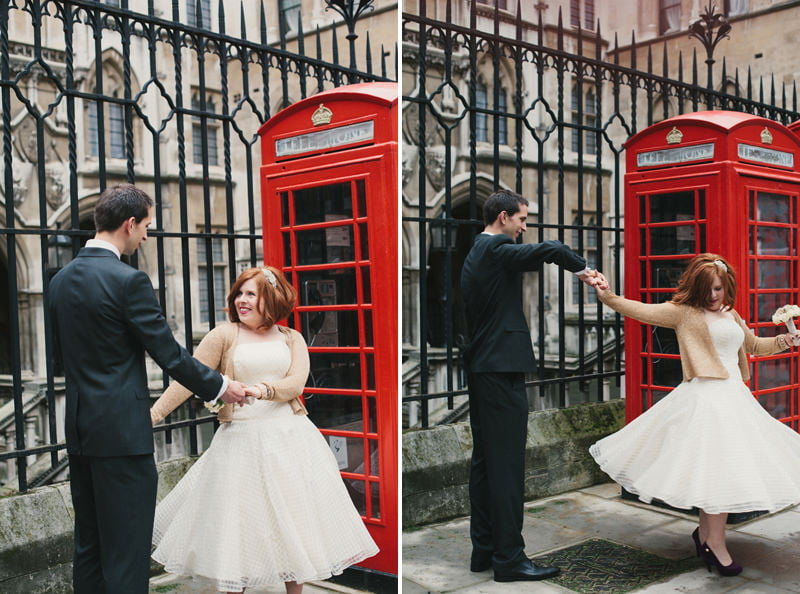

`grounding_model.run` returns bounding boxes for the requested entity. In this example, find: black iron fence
[401,2,800,428]
[0,0,395,492]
